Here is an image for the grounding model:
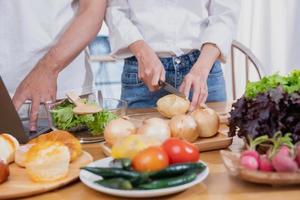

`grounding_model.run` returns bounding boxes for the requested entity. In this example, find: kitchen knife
[158,80,187,99]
